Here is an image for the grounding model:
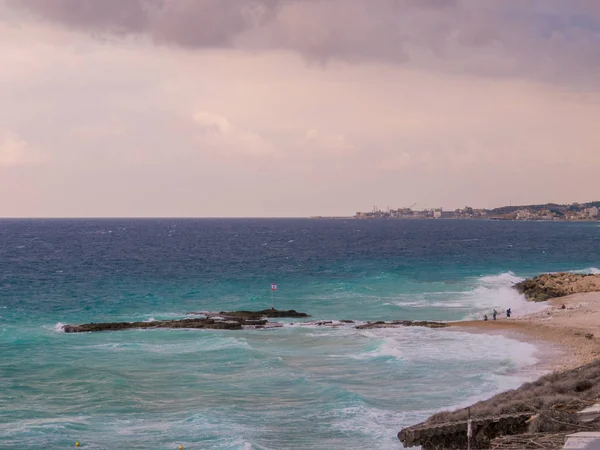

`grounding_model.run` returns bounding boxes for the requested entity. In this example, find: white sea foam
[89,336,252,354]
[390,300,467,308]
[567,266,600,275]
[387,271,545,317]
[144,317,156,323]
[331,405,411,449]
[283,320,356,330]
[54,322,65,332]
[356,326,539,368]
[460,268,600,318]
[362,336,406,360]
[460,271,548,318]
